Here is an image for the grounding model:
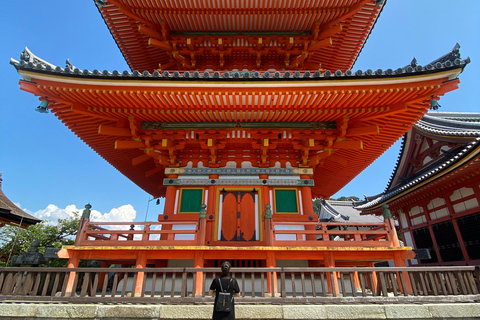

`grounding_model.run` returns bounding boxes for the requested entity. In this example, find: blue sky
[1,0,479,223]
